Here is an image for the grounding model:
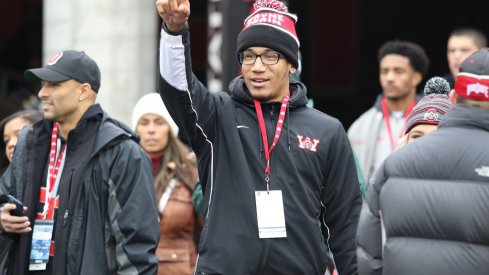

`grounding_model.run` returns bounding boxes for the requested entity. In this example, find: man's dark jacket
[157,25,361,274]
[0,104,159,275]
